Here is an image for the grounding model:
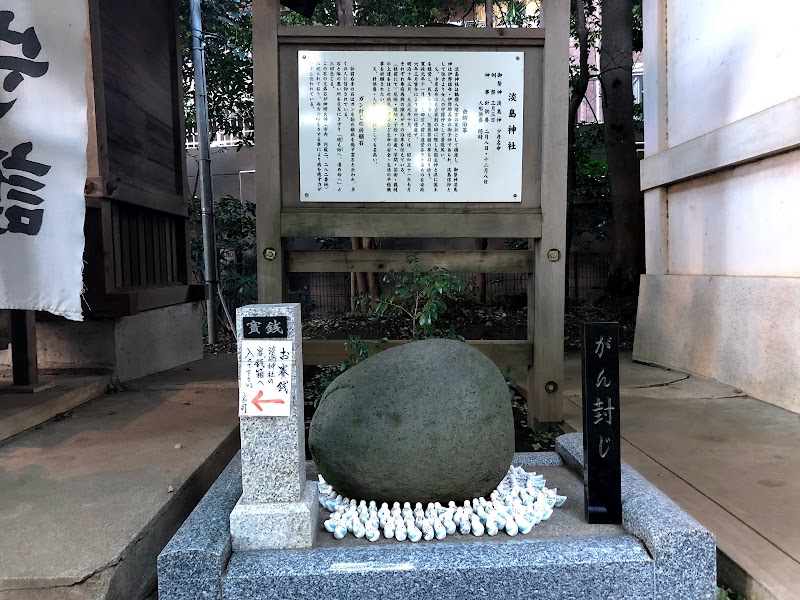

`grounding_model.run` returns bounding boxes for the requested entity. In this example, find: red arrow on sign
[251,390,285,411]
